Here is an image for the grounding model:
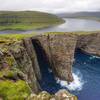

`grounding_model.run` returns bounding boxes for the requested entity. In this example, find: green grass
[0,31,99,42]
[45,31,100,36]
[0,80,31,100]
[0,33,36,41]
[0,11,65,30]
[0,23,63,31]
[0,31,99,45]
[0,33,37,45]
